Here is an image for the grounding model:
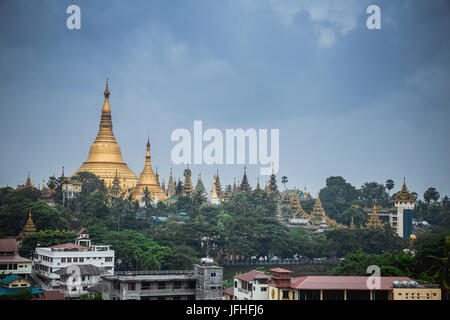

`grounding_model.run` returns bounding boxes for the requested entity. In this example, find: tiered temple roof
[366,205,384,229]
